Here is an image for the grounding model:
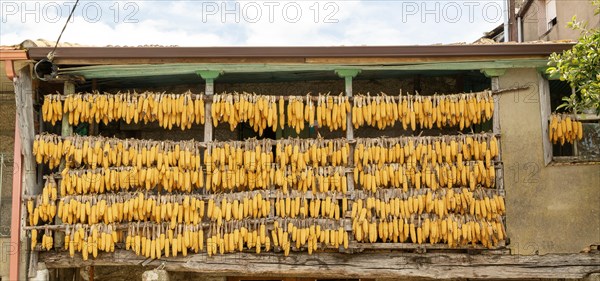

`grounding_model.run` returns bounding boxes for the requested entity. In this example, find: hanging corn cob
[549,113,584,145]
[350,188,505,248]
[28,177,58,226]
[212,92,278,135]
[352,90,494,130]
[41,91,206,129]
